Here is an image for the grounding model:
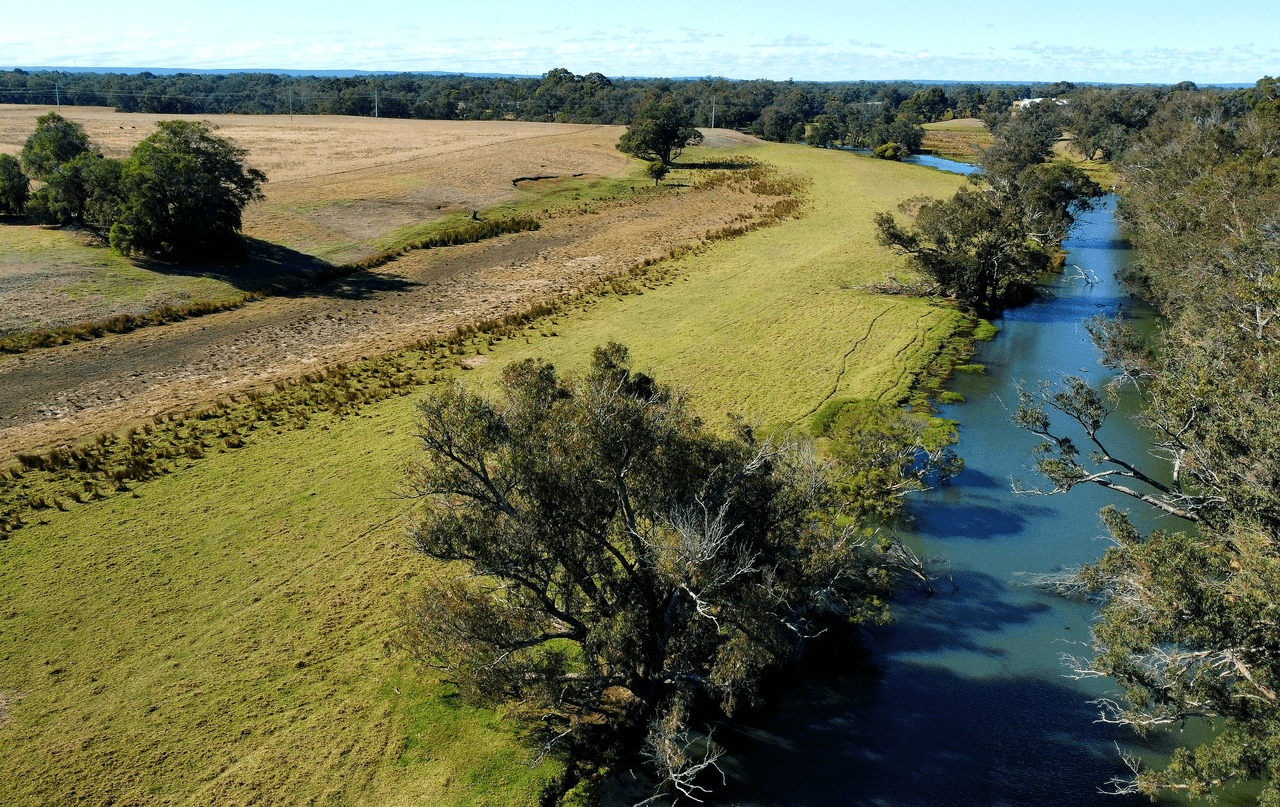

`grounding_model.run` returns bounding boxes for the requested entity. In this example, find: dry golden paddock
[0,106,765,458]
